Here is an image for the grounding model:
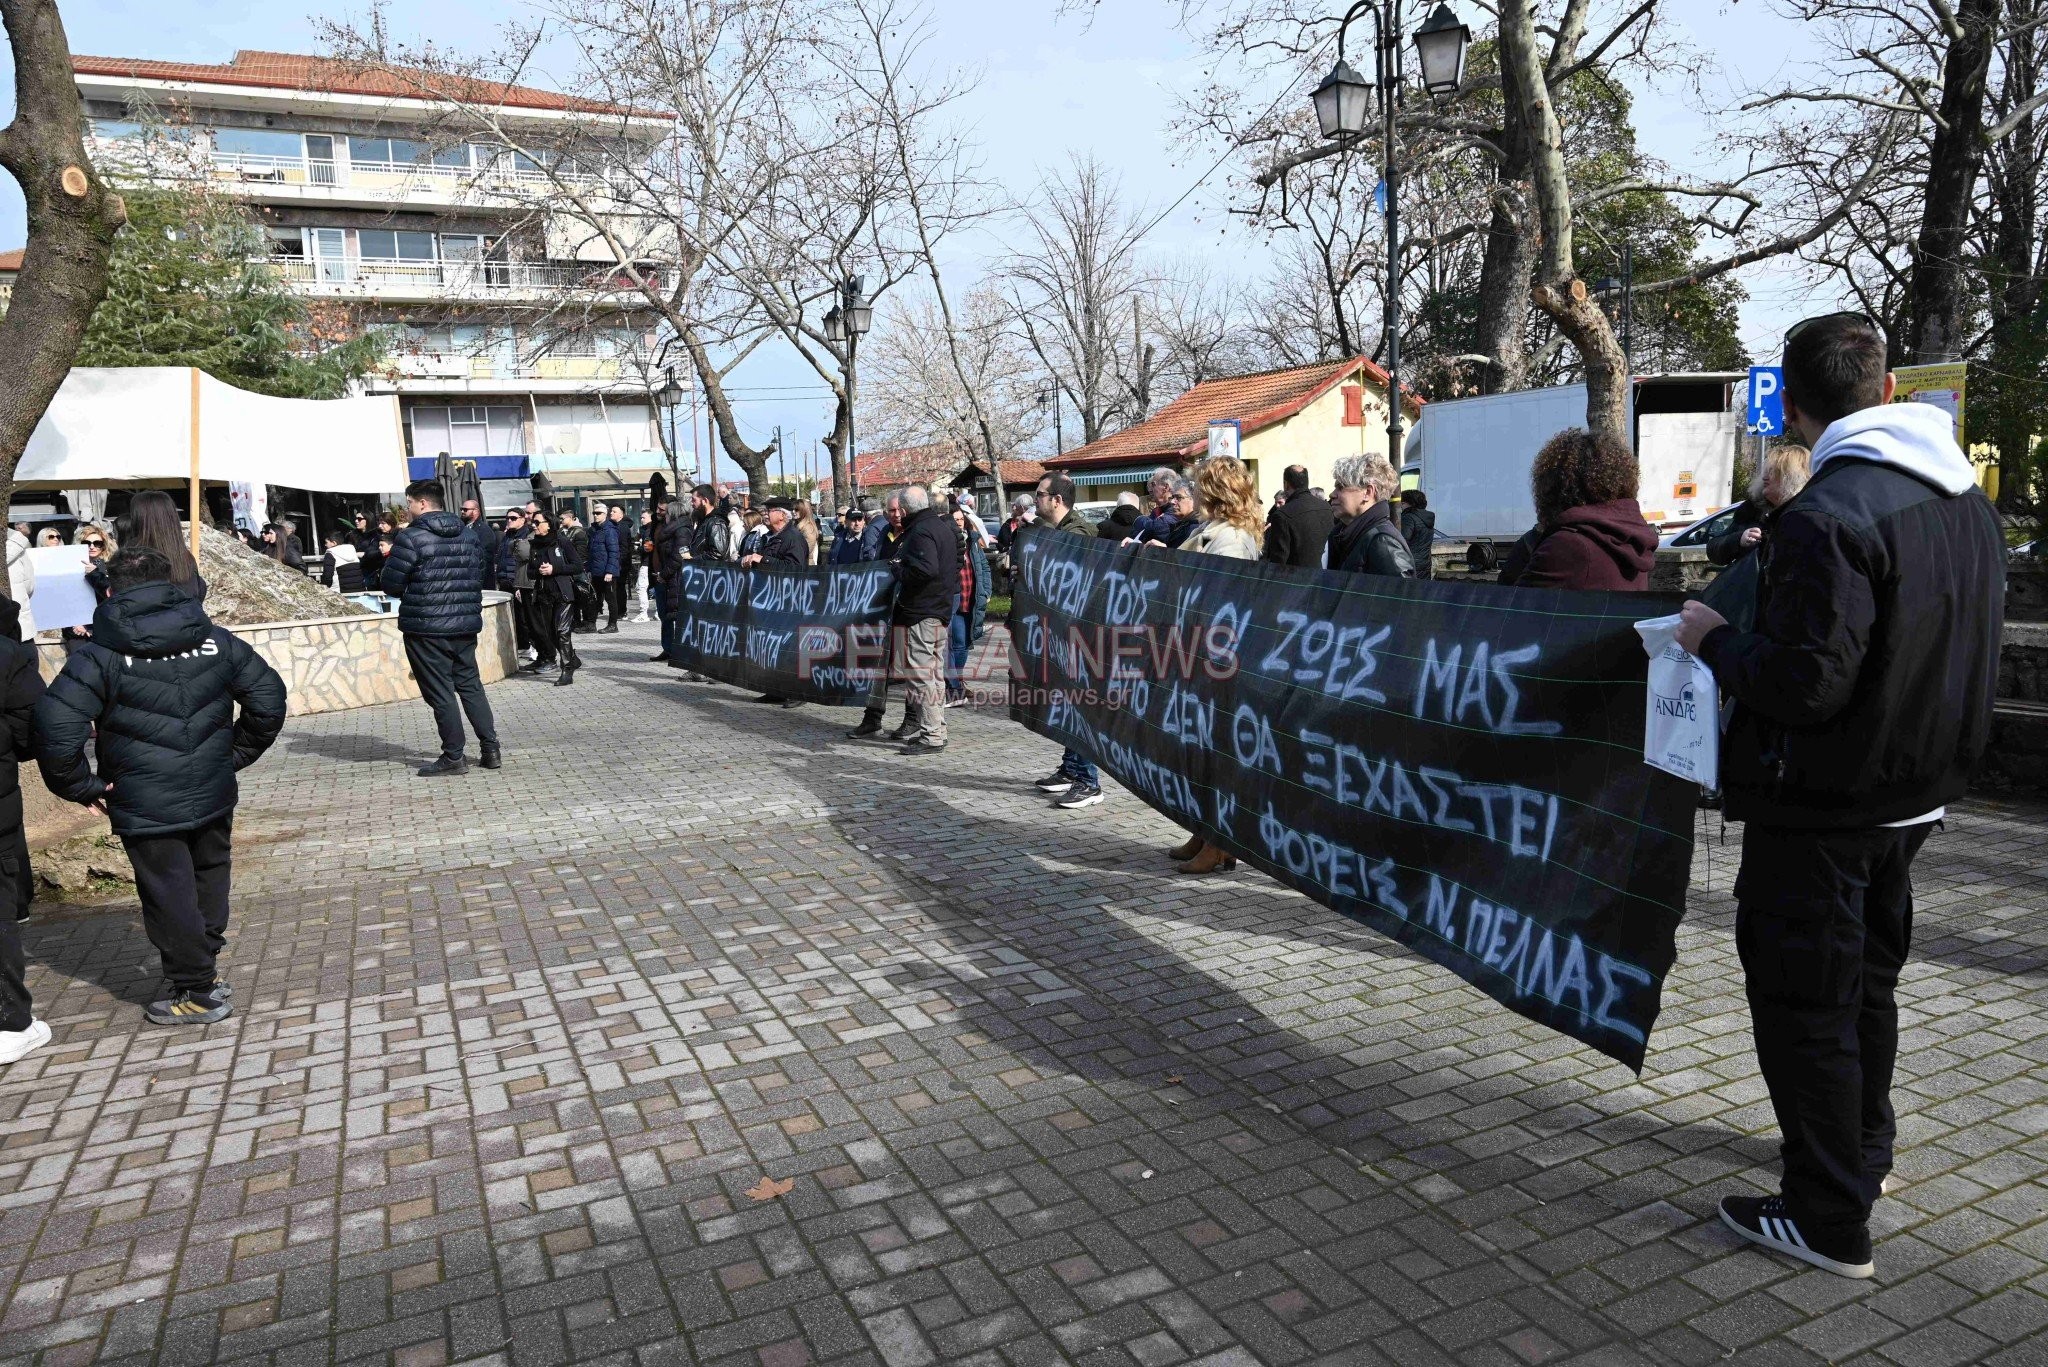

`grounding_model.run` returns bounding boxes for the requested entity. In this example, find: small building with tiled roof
[815,442,971,509]
[1044,356,1421,506]
[948,457,1048,516]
